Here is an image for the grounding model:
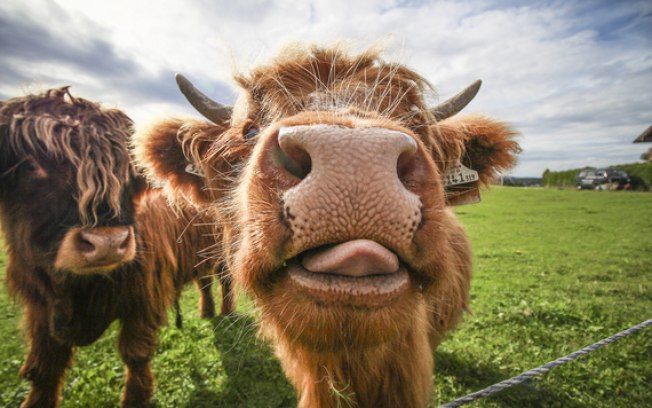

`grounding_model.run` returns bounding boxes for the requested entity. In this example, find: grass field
[1,187,651,407]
